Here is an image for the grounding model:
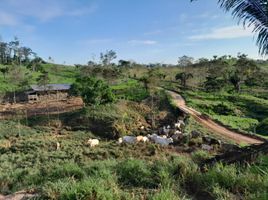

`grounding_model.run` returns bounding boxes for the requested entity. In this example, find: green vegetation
[1,119,267,199]
[1,37,268,199]
[256,118,268,136]
[71,76,115,106]
[180,90,268,134]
